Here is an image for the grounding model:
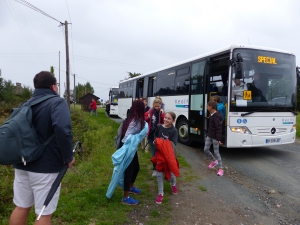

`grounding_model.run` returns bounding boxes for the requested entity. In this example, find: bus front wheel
[176,118,191,145]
